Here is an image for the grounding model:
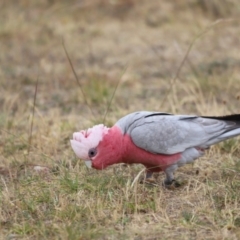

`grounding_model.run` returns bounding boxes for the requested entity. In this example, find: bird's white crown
[70,124,109,160]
